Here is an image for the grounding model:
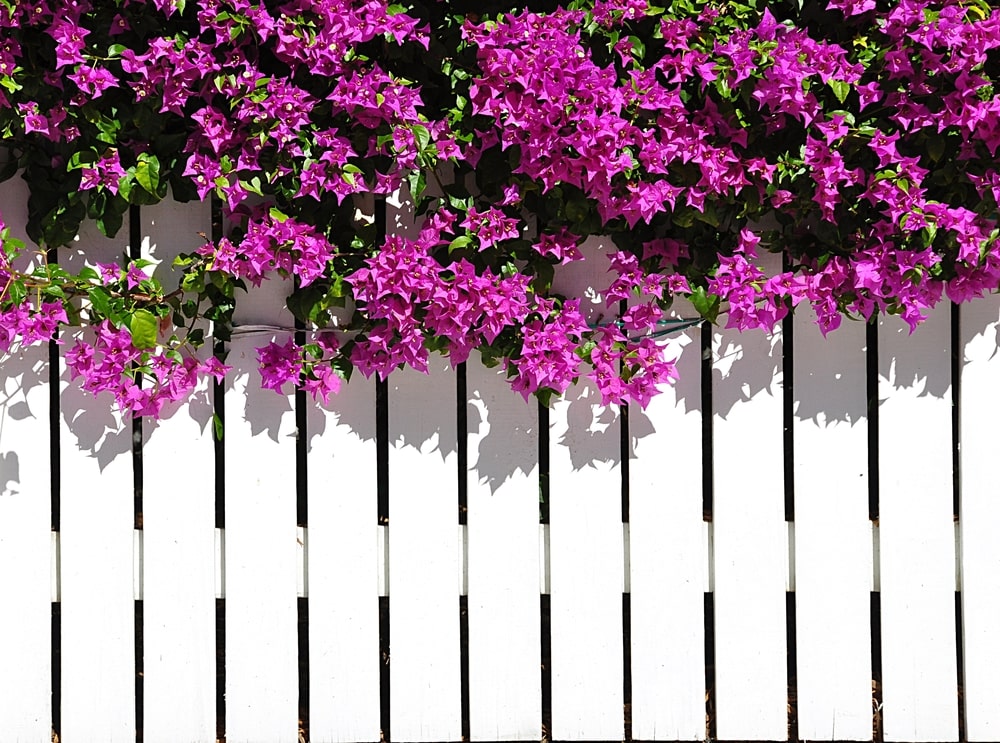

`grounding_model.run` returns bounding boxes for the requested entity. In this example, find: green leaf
[187,328,205,347]
[87,286,113,319]
[97,207,124,238]
[448,235,473,253]
[128,308,158,350]
[829,80,850,104]
[6,279,25,306]
[690,285,720,324]
[627,35,645,60]
[407,168,427,201]
[213,412,224,441]
[134,154,160,194]
[412,124,431,153]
